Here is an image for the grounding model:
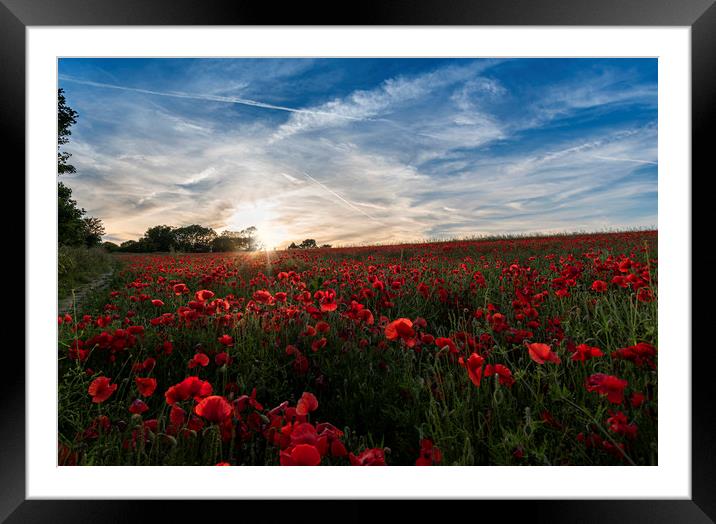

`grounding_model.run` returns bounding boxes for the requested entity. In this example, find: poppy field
[58,230,657,466]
